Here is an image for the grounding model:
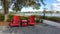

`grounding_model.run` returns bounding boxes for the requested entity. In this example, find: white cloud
[0,6,2,9]
[21,7,43,12]
[57,0,60,2]
[51,0,60,11]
